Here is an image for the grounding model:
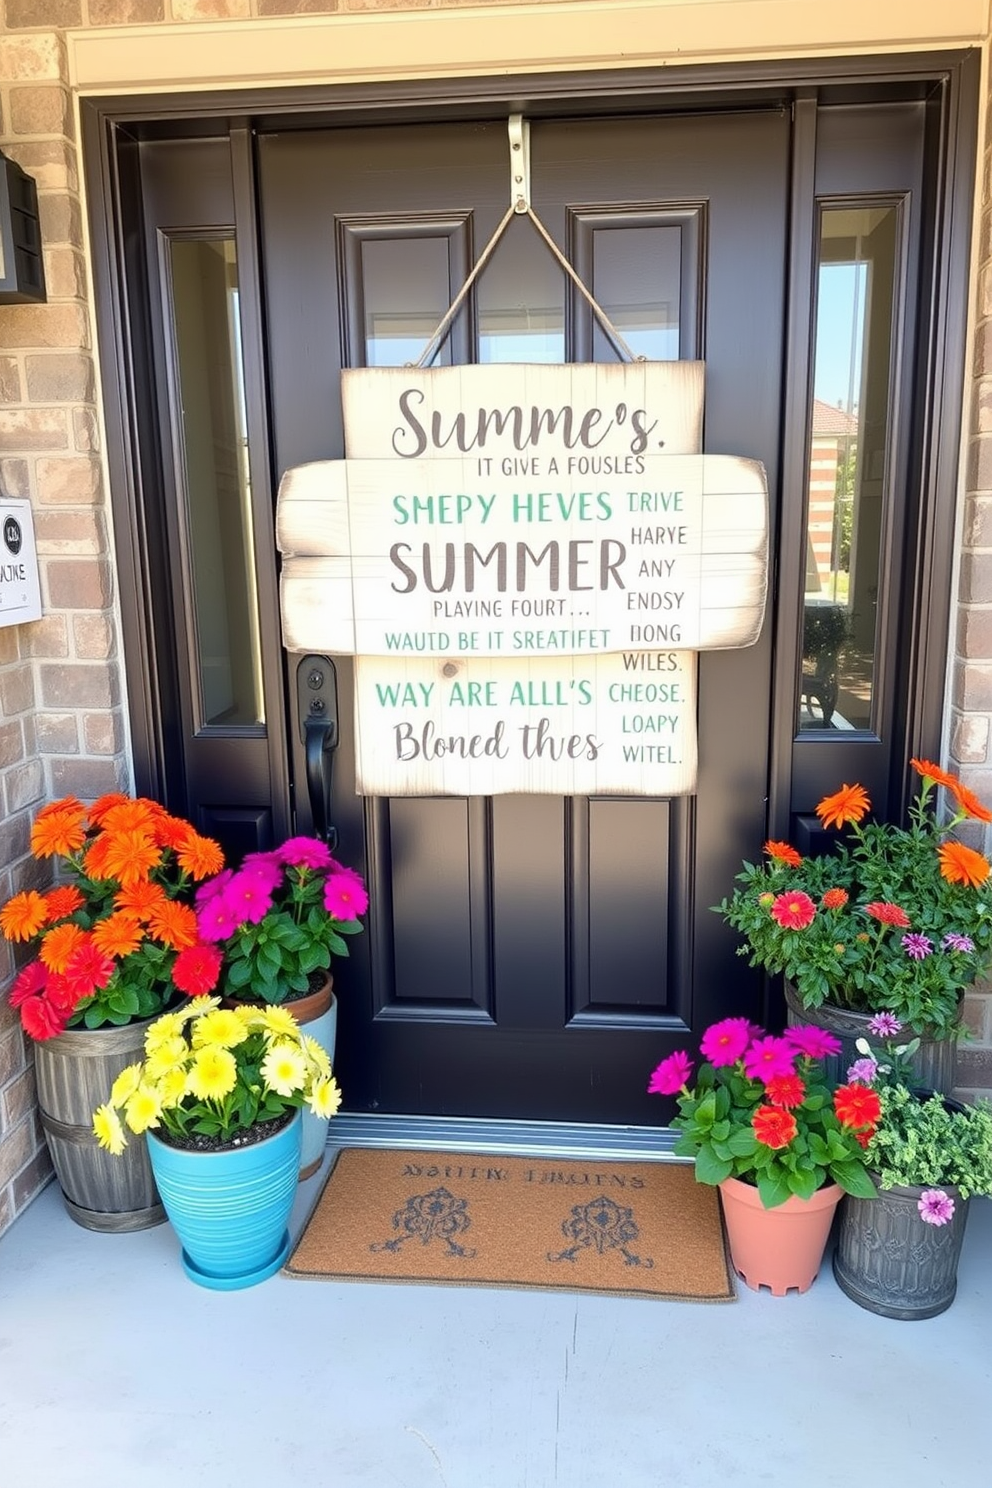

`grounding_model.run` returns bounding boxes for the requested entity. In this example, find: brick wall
[1,1,992,1232]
